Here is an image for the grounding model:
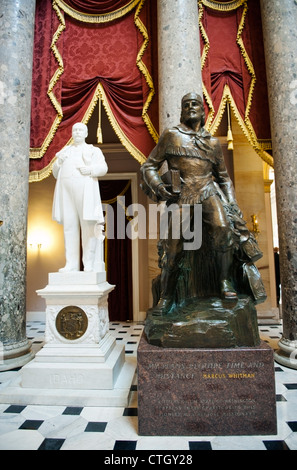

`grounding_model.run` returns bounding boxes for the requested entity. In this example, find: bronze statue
[141,93,266,318]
